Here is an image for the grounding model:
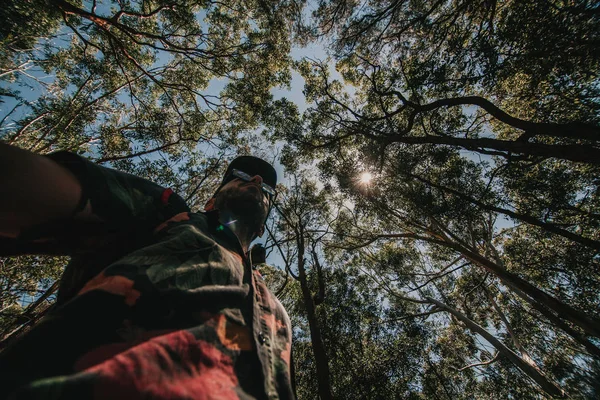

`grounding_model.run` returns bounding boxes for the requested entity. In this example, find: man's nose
[250,175,263,185]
